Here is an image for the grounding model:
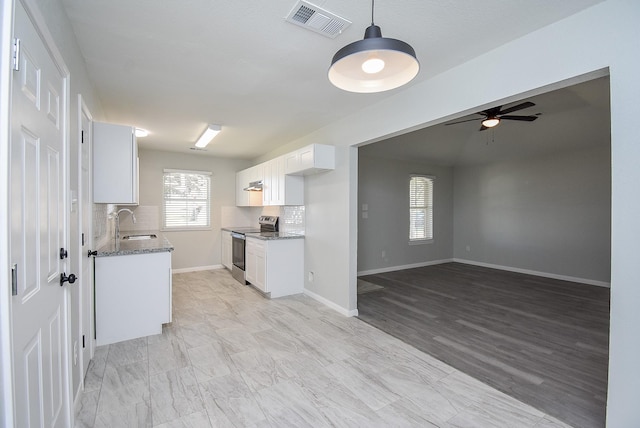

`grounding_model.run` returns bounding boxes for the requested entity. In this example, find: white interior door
[79,99,93,378]
[10,1,70,427]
